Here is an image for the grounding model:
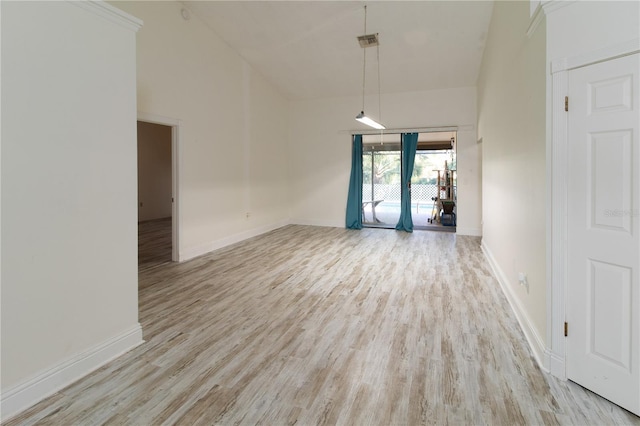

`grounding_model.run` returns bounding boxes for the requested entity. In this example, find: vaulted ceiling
[183,1,494,101]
